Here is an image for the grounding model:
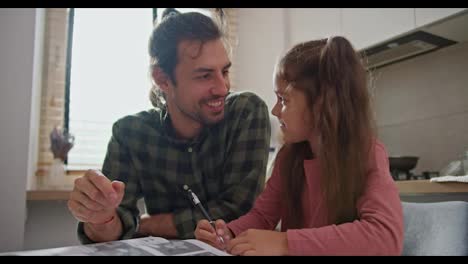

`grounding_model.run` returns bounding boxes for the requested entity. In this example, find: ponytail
[317,36,372,224]
[319,36,360,88]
